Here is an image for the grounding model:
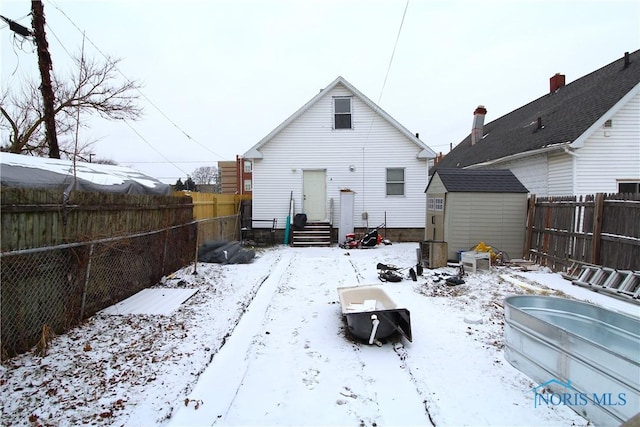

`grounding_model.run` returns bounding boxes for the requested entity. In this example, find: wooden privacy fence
[2,188,194,251]
[172,191,250,221]
[525,193,640,272]
[1,188,243,358]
